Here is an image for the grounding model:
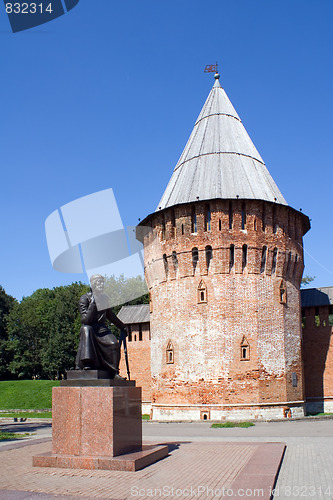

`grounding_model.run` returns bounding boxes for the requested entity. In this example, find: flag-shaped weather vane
[204,62,219,74]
